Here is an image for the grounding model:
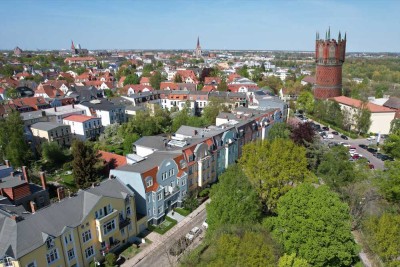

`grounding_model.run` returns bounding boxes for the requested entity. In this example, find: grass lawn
[174,207,191,216]
[120,244,141,259]
[148,216,177,235]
